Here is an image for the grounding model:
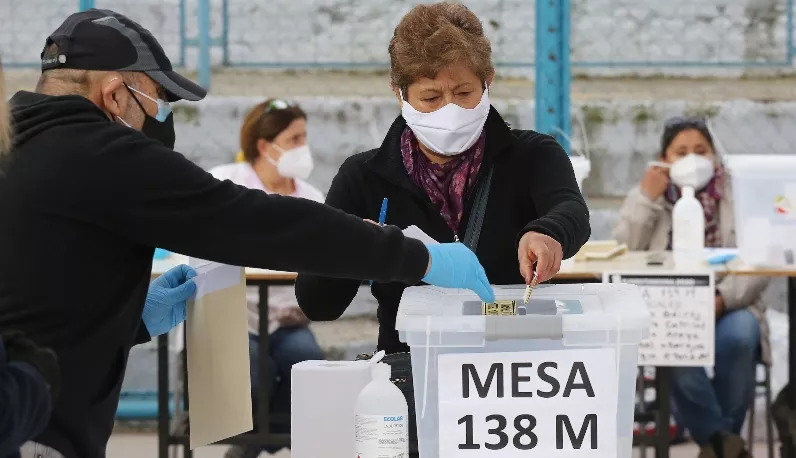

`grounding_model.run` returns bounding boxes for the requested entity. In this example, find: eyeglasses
[664,116,707,130]
[265,99,296,113]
